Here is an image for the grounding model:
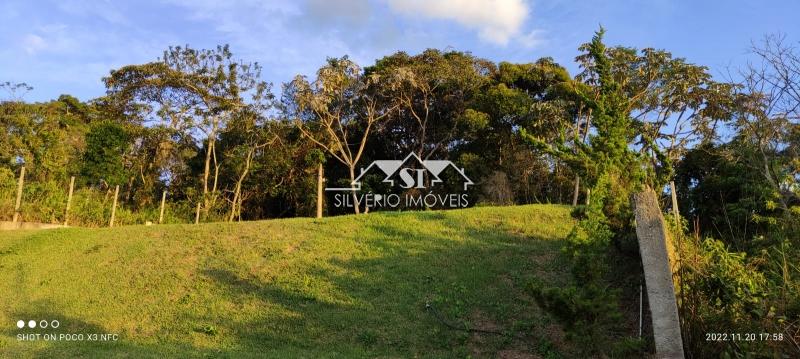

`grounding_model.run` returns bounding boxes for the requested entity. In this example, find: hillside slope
[0,205,575,358]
